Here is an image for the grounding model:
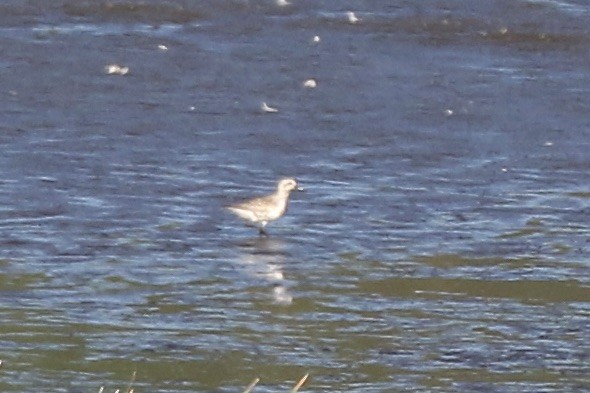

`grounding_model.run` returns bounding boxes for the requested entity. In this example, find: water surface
[0,1,589,392]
